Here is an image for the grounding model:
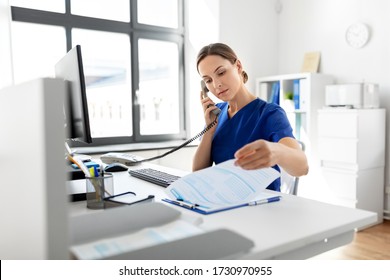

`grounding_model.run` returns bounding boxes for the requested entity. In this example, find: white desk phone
[101,152,141,166]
